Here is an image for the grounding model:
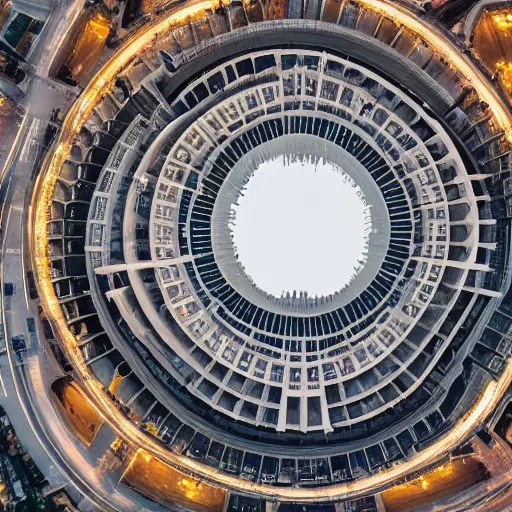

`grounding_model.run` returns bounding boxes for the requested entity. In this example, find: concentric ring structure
[33,0,512,508]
